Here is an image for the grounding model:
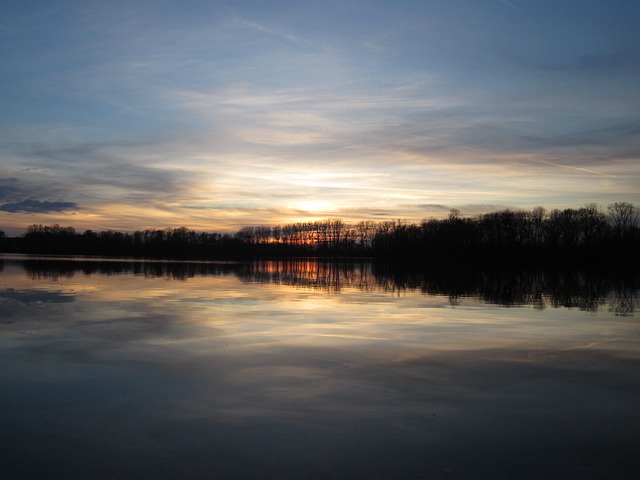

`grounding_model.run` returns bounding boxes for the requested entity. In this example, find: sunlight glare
[296,201,331,212]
